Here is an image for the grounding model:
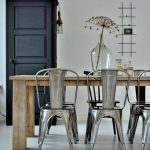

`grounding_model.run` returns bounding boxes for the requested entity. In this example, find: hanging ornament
[56,2,63,34]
